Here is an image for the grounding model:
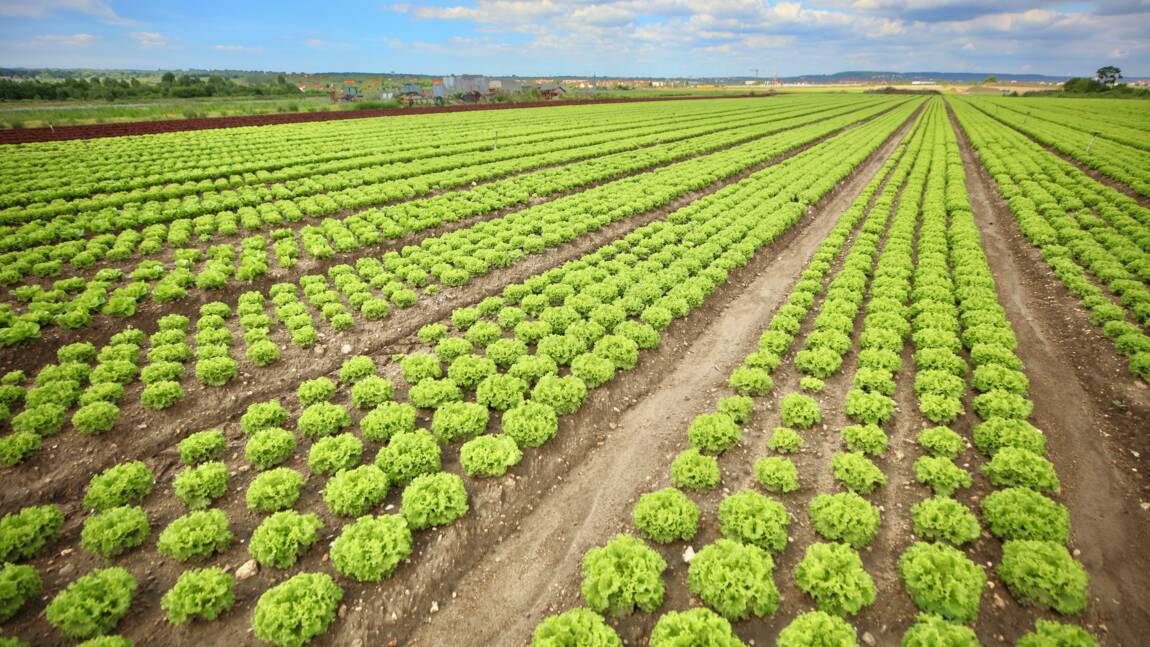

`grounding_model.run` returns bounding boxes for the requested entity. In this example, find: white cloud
[129,31,166,48]
[304,38,352,50]
[213,44,262,52]
[0,0,134,24]
[34,33,96,46]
